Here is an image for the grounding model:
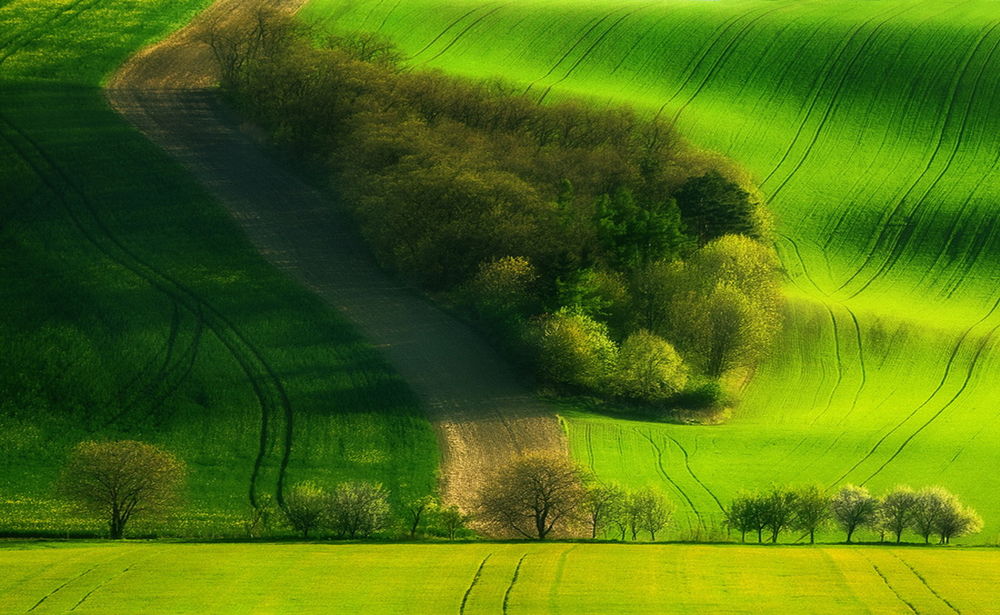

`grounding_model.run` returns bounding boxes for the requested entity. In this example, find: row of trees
[477,453,673,540]
[210,11,783,413]
[725,484,983,544]
[55,442,985,546]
